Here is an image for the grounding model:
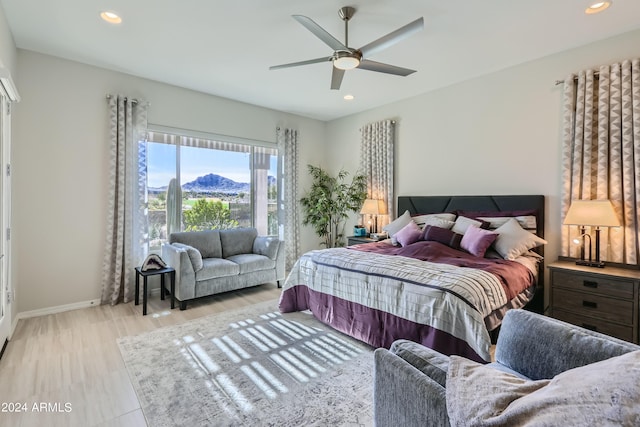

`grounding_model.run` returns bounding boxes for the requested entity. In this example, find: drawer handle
[582,300,598,309]
[582,323,598,332]
[583,280,598,288]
